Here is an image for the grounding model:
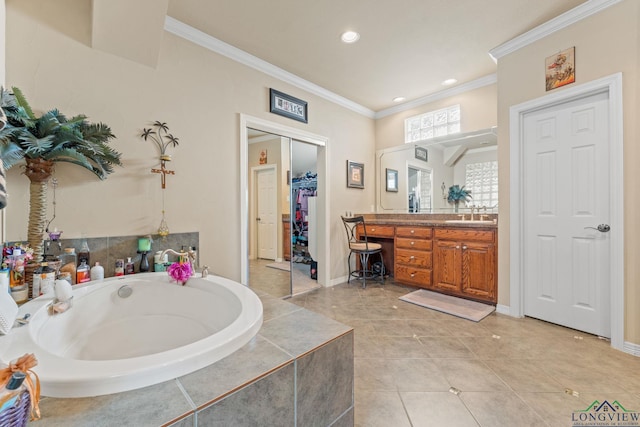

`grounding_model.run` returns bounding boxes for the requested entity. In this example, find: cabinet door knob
[371,228,376,232]
[456,245,460,249]
[462,246,468,250]
[410,273,415,278]
[410,256,415,260]
[410,230,415,234]
[410,241,415,245]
